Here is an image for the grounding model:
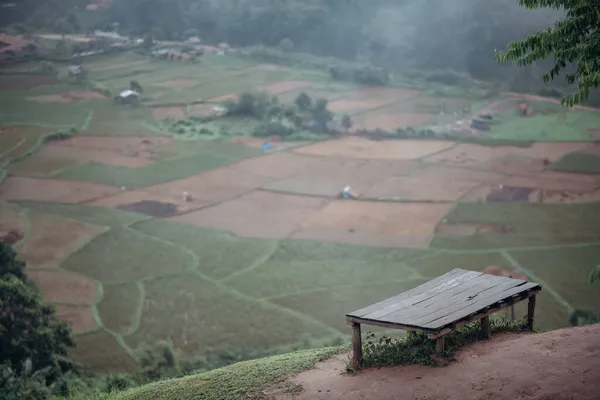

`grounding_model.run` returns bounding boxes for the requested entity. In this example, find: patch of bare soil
[255,64,289,71]
[27,269,99,305]
[152,106,187,120]
[530,188,600,203]
[588,130,600,138]
[0,177,121,203]
[292,200,451,248]
[27,90,106,104]
[362,176,479,202]
[117,200,179,218]
[205,93,239,103]
[0,202,26,235]
[268,325,600,400]
[18,213,107,268]
[351,112,437,131]
[55,304,98,333]
[188,103,219,118]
